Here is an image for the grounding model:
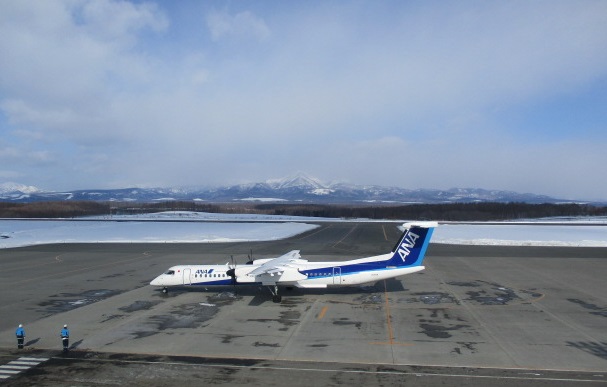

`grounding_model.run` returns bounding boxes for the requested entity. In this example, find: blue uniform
[61,327,70,352]
[16,326,25,349]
